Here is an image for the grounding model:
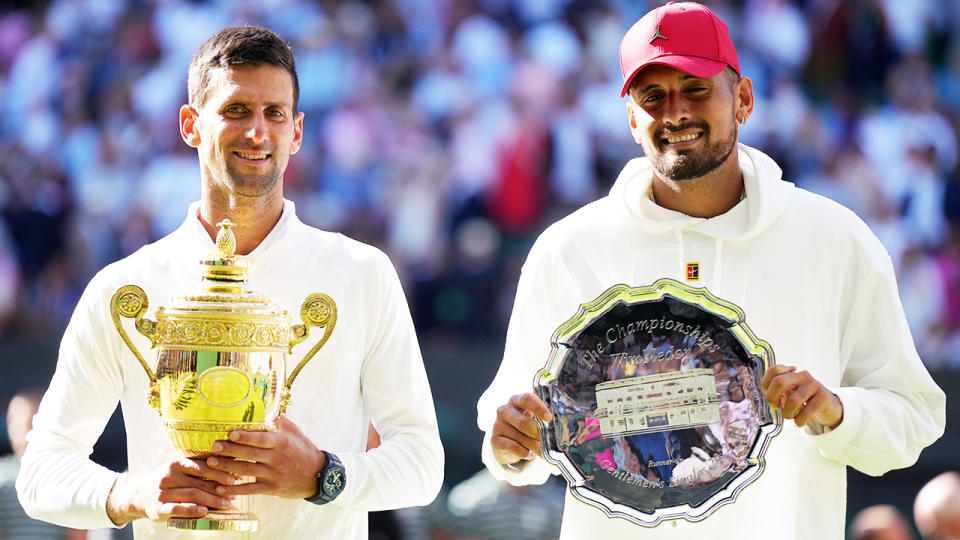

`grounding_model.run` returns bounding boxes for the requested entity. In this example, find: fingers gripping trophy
[109,219,337,532]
